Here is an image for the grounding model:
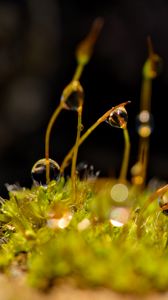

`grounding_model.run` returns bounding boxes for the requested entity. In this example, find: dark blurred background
[0,0,168,196]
